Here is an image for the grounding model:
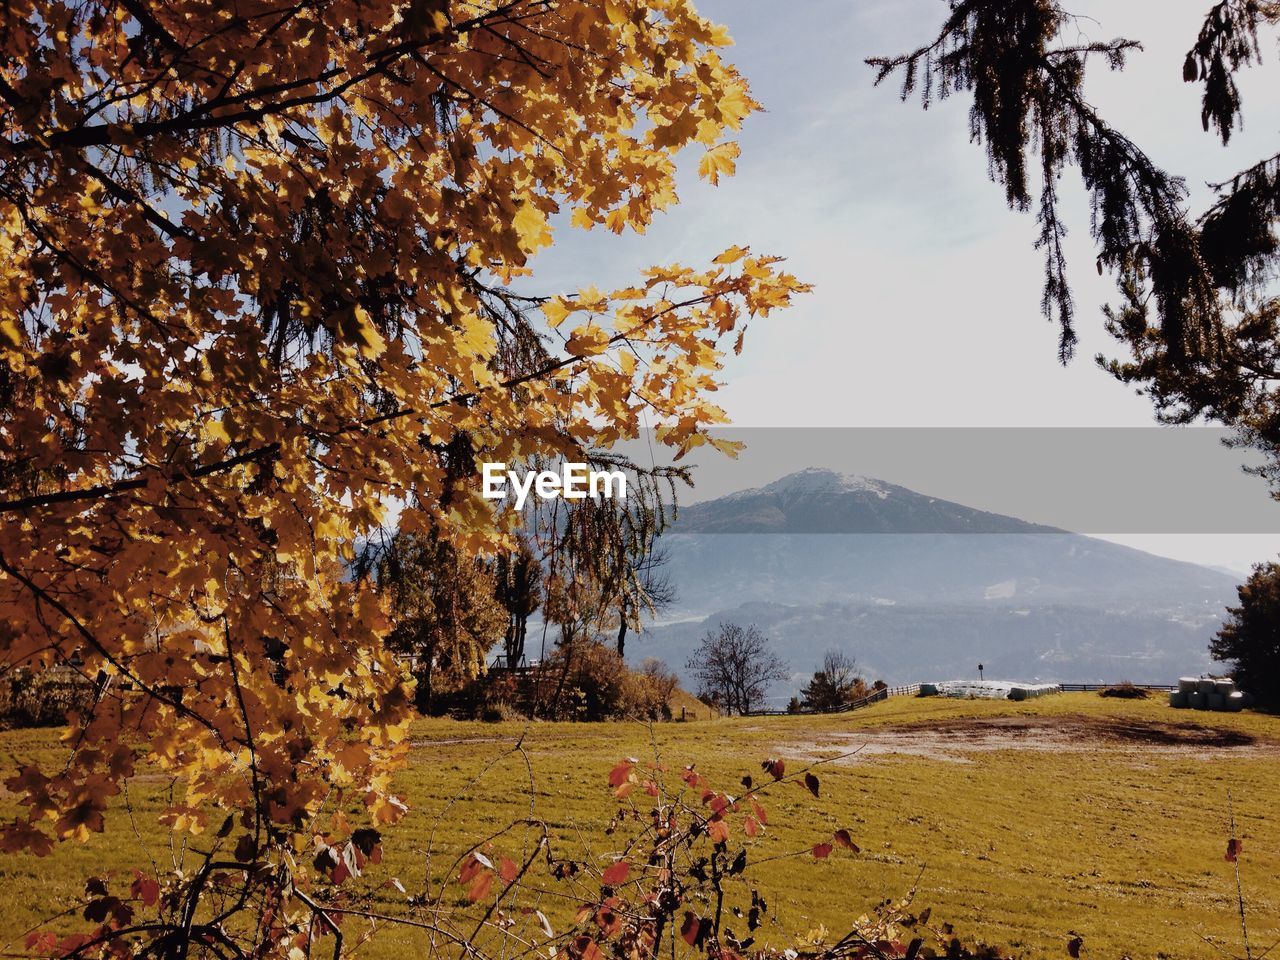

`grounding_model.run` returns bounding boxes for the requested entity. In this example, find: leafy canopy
[0,0,808,872]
